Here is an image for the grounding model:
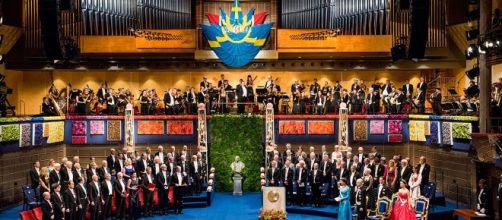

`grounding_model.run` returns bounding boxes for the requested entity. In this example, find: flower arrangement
[259,209,287,220]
